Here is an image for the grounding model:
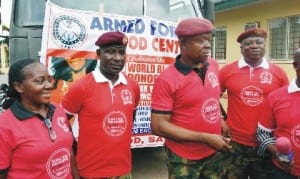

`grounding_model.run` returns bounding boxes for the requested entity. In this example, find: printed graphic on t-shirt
[121,89,133,105]
[259,71,272,84]
[201,98,220,123]
[57,117,70,132]
[103,111,127,136]
[240,86,263,106]
[207,72,219,88]
[291,124,300,148]
[46,148,71,179]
